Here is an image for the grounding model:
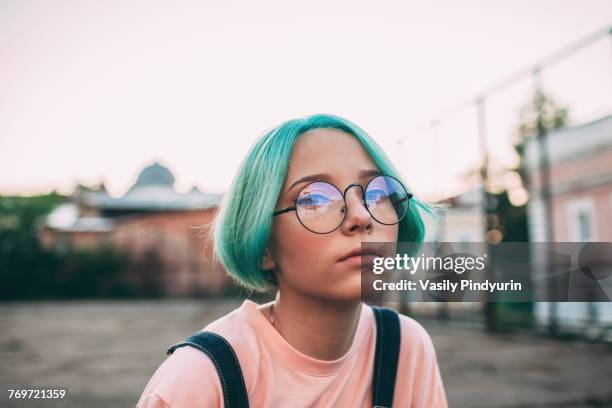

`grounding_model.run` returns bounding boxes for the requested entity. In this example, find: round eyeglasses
[272,175,413,234]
